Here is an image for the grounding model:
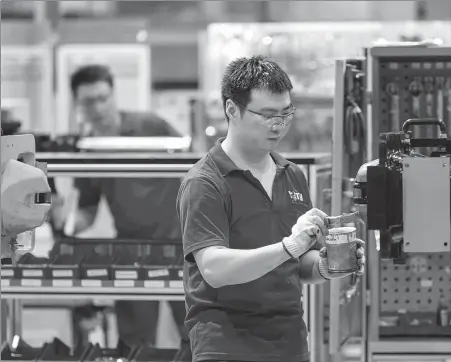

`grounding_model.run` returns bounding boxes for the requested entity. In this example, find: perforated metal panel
[376,59,451,135]
[371,49,451,160]
[381,254,451,312]
[373,50,451,315]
